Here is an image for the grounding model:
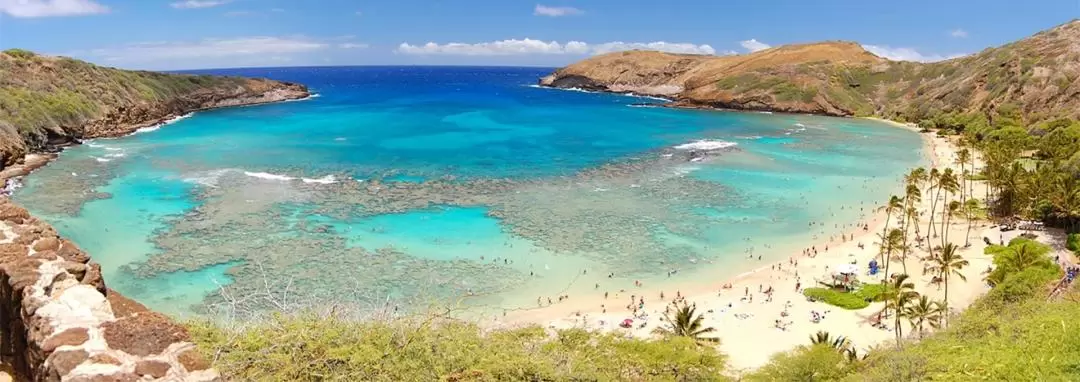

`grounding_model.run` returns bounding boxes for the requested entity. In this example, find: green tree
[883,273,919,348]
[938,168,960,246]
[654,301,719,345]
[902,295,944,338]
[809,330,851,351]
[926,243,968,327]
